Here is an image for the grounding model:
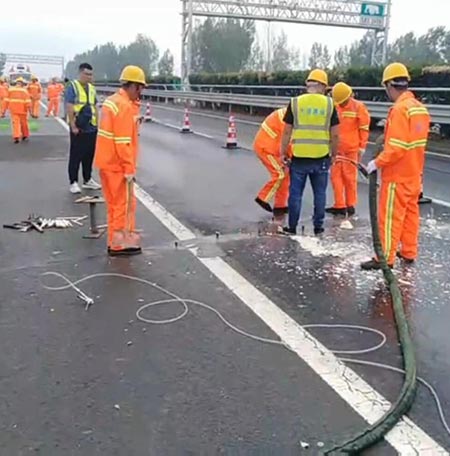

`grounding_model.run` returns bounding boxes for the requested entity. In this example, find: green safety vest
[291,93,333,159]
[71,80,97,126]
